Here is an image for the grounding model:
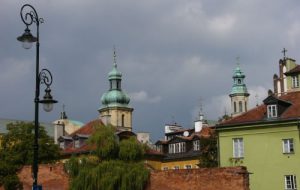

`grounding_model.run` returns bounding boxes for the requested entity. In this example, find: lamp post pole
[17,4,57,189]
